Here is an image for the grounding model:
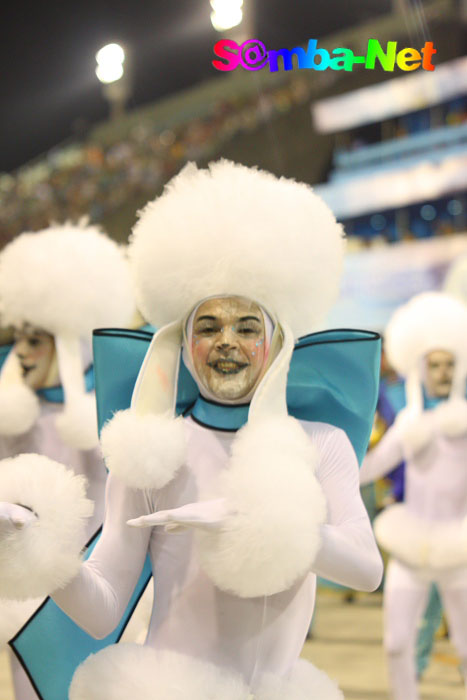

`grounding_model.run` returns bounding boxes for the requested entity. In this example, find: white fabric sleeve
[359,423,404,486]
[310,425,383,592]
[52,474,153,639]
